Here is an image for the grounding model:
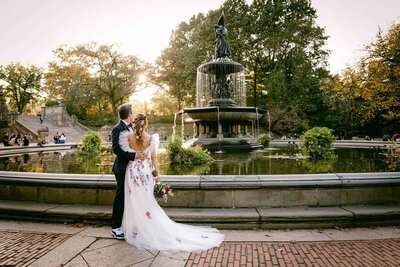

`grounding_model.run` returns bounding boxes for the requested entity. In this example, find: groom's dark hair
[118,103,133,119]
